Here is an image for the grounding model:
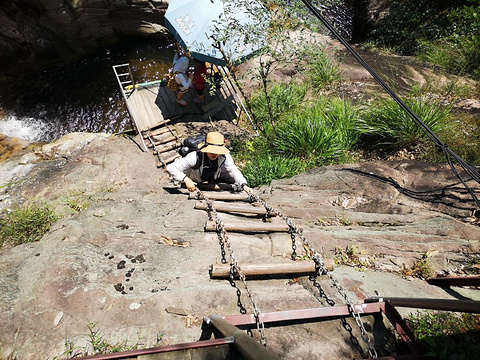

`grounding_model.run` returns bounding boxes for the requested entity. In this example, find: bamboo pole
[195,201,274,216]
[189,192,251,201]
[209,260,334,278]
[147,135,176,148]
[204,220,290,232]
[143,126,172,138]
